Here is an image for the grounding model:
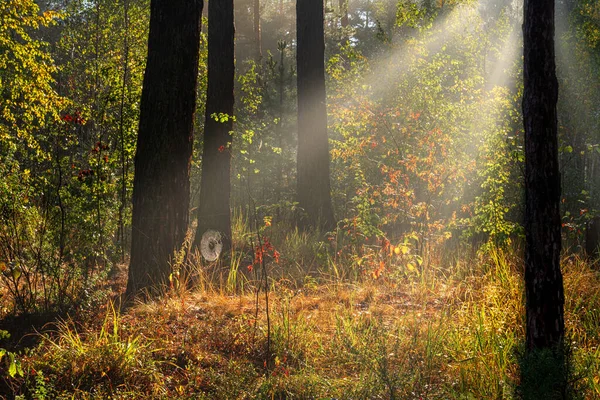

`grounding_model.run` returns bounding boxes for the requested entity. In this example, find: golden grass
[5,247,600,399]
